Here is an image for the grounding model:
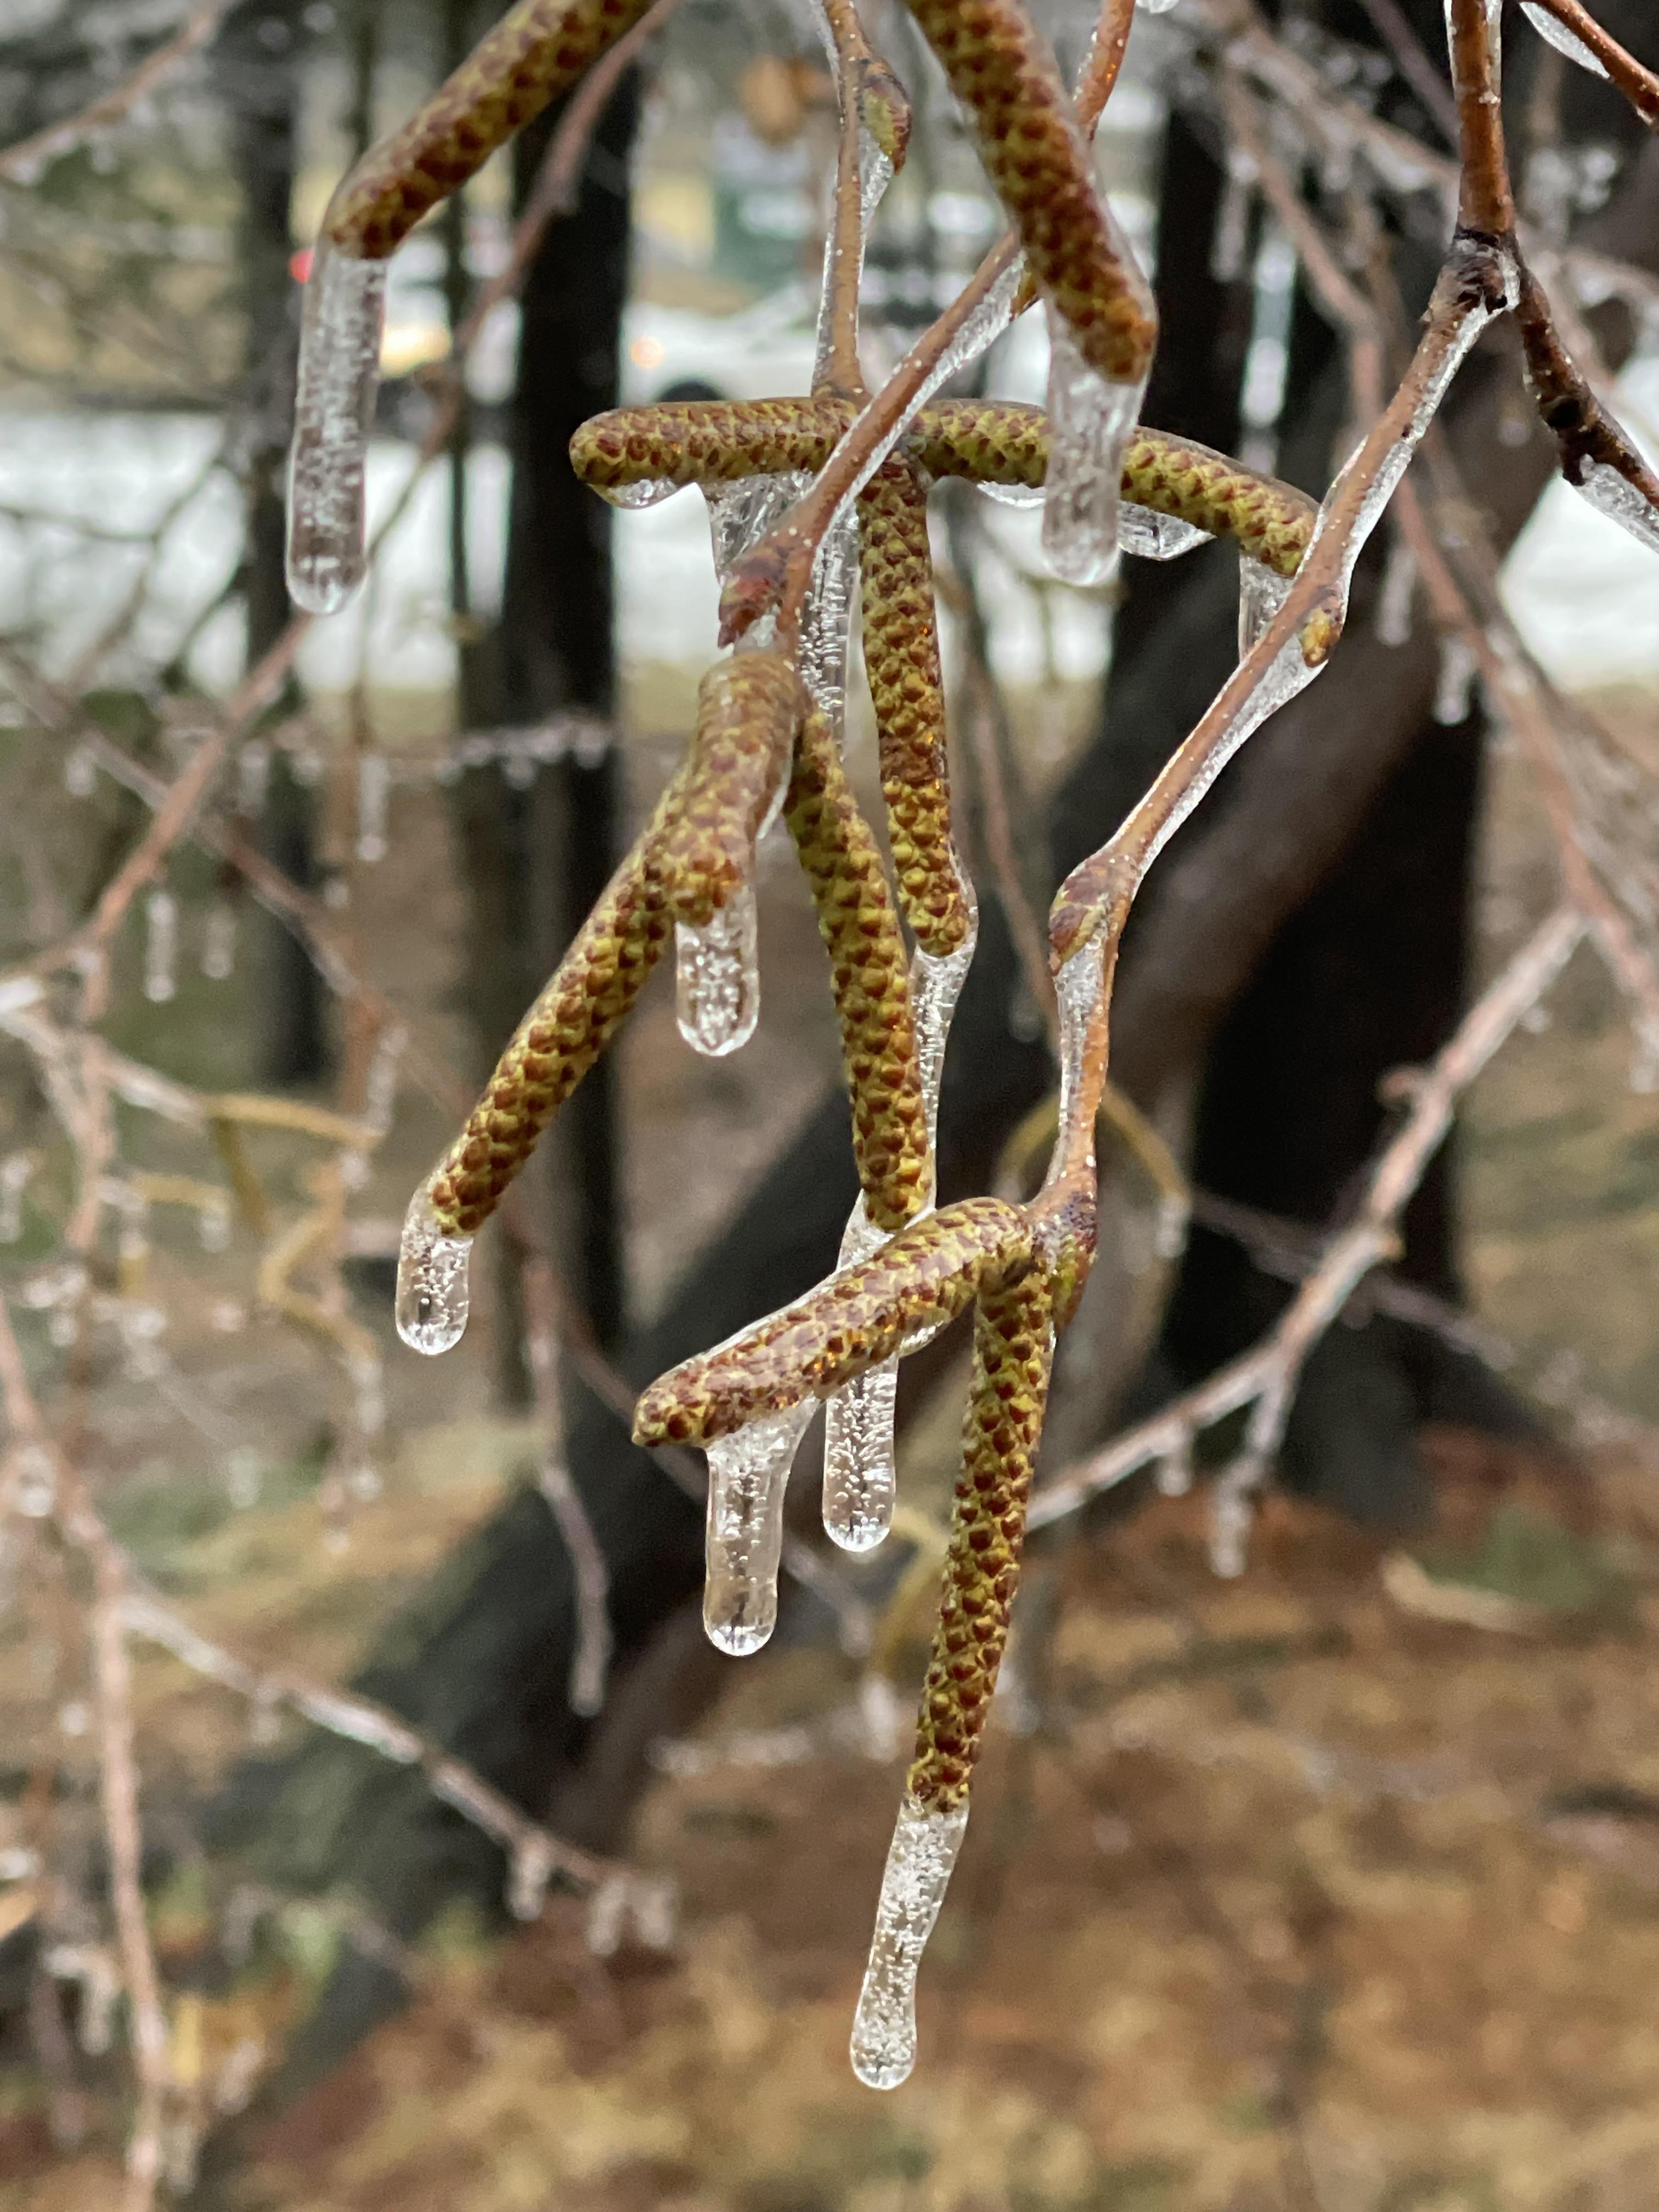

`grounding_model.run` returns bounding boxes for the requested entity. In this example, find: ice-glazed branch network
[264,0,1659,2098]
